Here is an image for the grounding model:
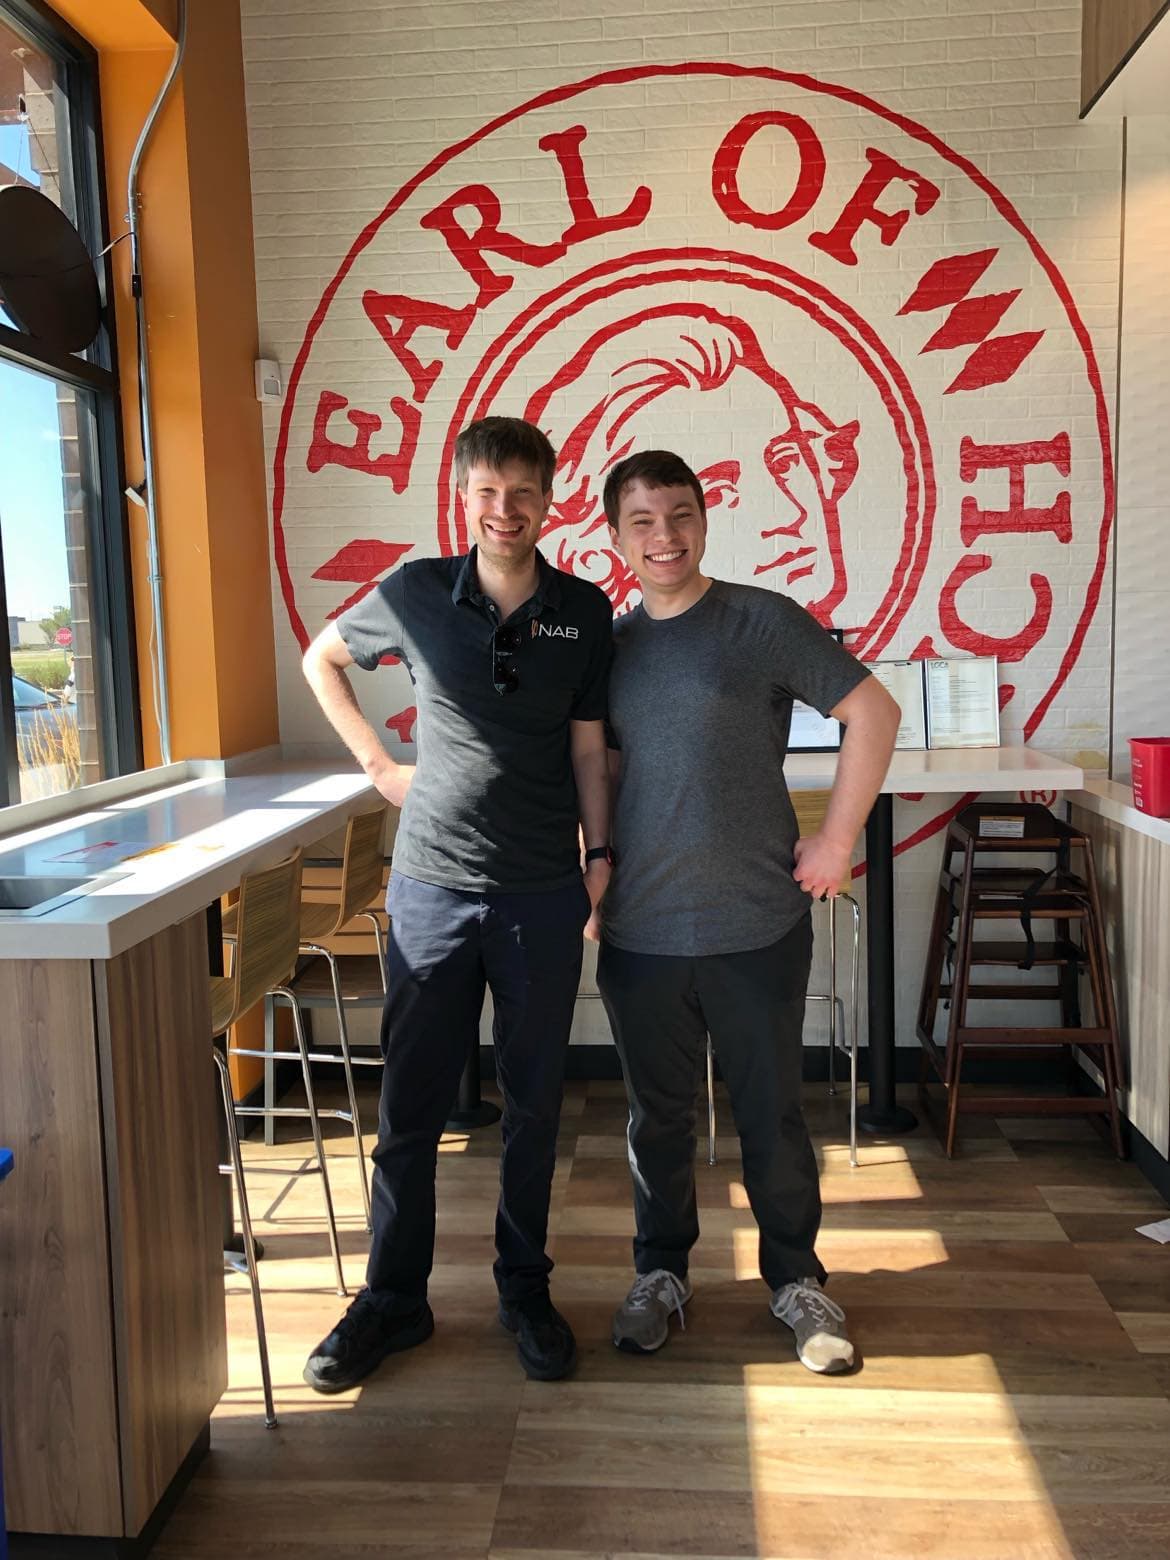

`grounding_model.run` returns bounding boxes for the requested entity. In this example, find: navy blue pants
[366,870,590,1306]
